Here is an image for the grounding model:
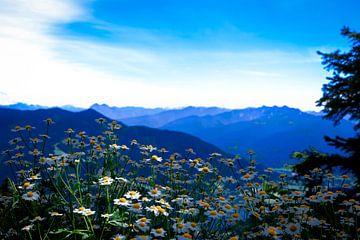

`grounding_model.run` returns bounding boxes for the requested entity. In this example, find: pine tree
[293,27,360,189]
